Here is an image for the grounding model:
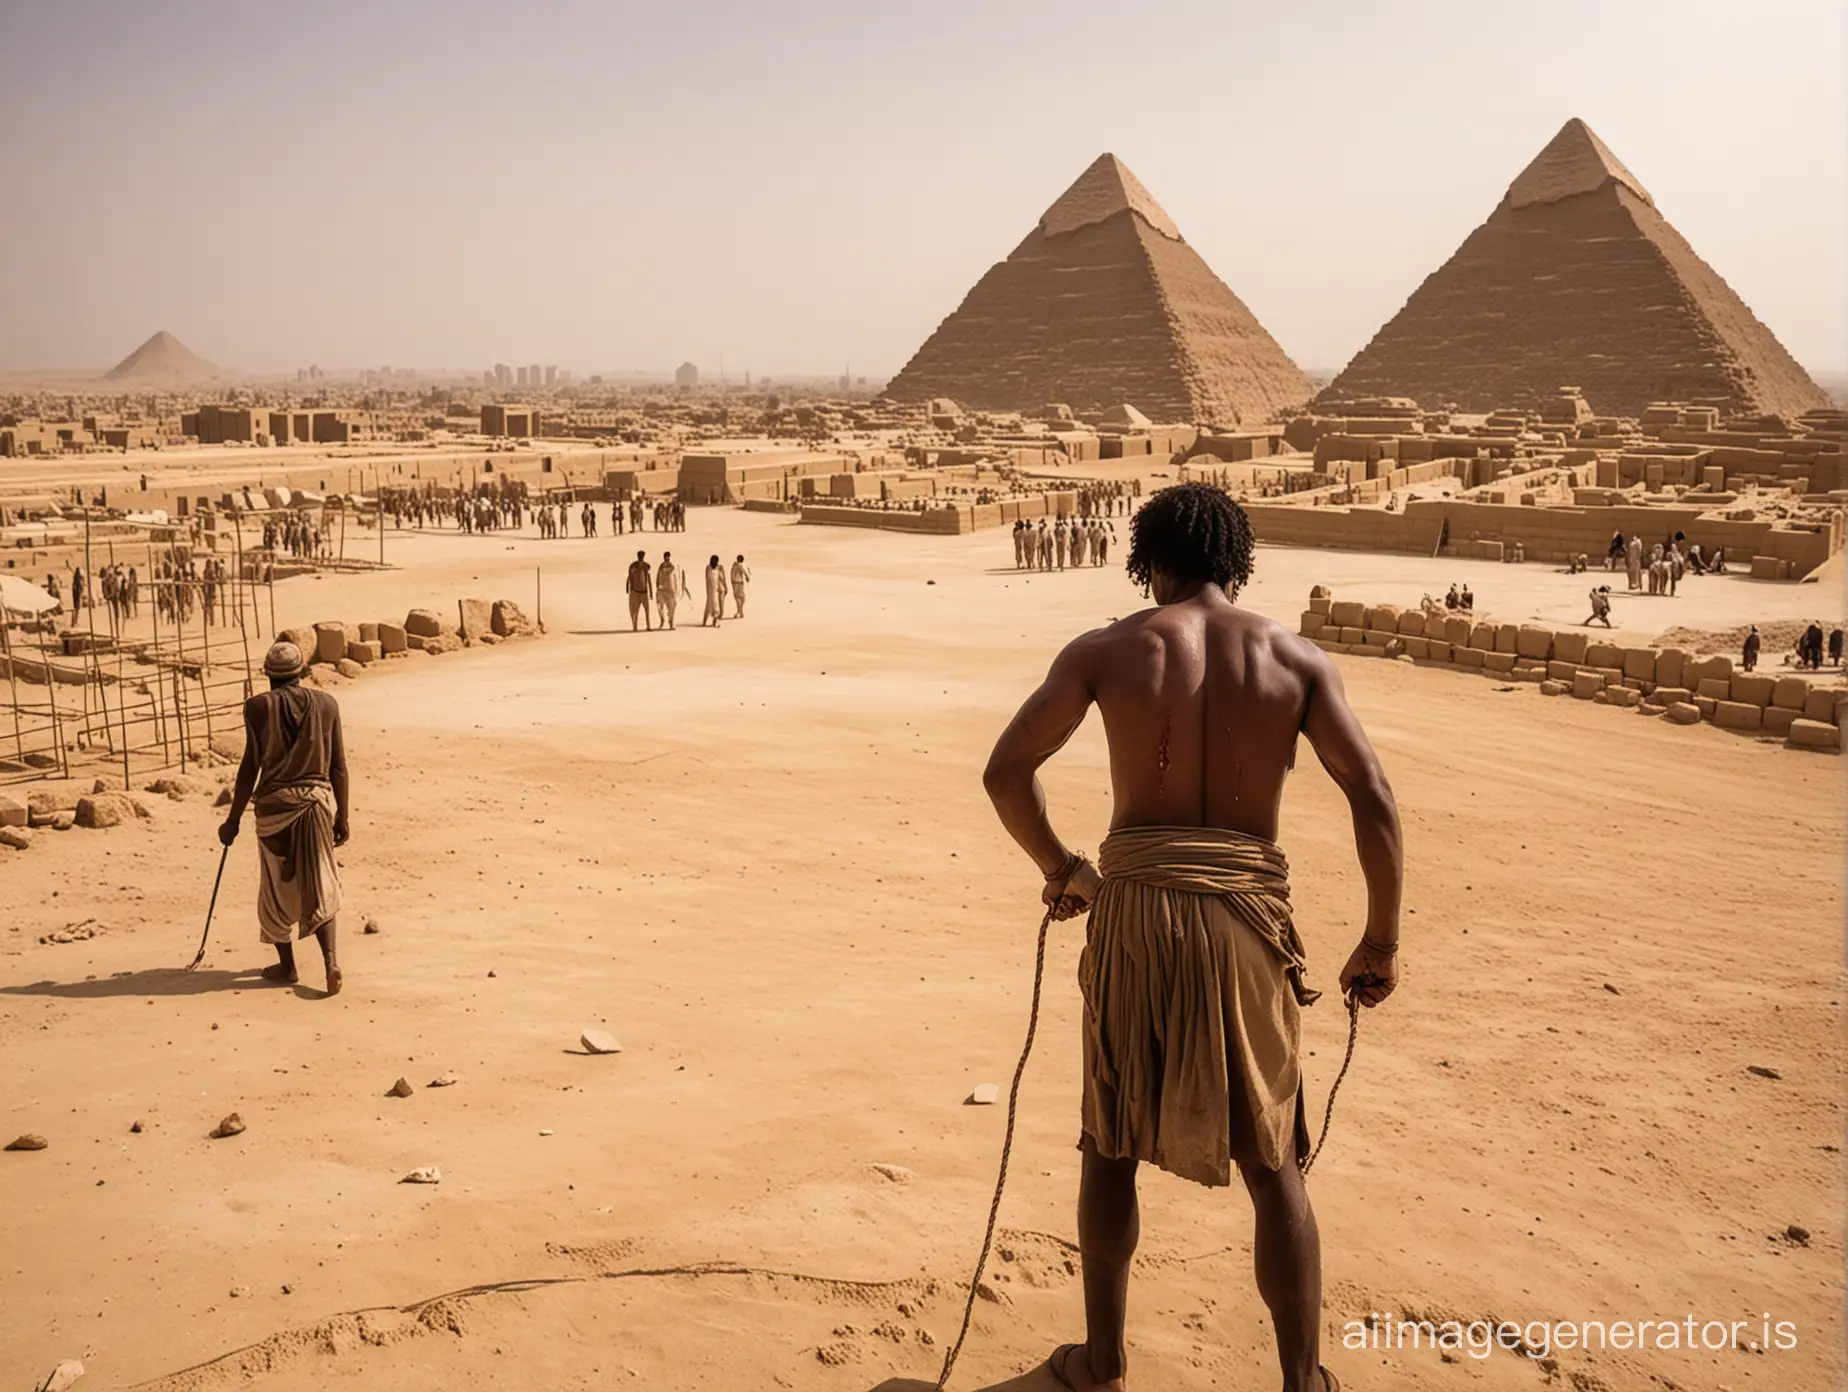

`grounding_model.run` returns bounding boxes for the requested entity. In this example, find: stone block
[1695,694,1717,718]
[1802,689,1840,724]
[27,789,79,823]
[1621,648,1656,682]
[1363,629,1397,647]
[1771,676,1809,711]
[1403,636,1429,658]
[358,622,380,644]
[1364,604,1401,630]
[404,608,446,639]
[1309,585,1331,600]
[1313,638,1350,655]
[1349,644,1385,659]
[1696,677,1731,701]
[492,600,536,637]
[1749,554,1780,580]
[1650,686,1692,706]
[1762,707,1798,737]
[1540,679,1568,696]
[1469,622,1496,651]
[1546,660,1579,681]
[1552,631,1590,665]
[1571,670,1603,699]
[1329,600,1365,628]
[313,622,351,666]
[378,622,408,655]
[1300,611,1326,637]
[1444,616,1472,646]
[0,793,24,829]
[278,627,316,656]
[1606,687,1642,708]
[1666,702,1701,725]
[1654,648,1687,689]
[1338,627,1363,645]
[1713,700,1762,732]
[75,792,141,829]
[1455,647,1488,668]
[1397,611,1426,635]
[1494,624,1520,655]
[1729,673,1775,707]
[336,658,364,678]
[1516,626,1553,659]
[1789,718,1843,751]
[1308,596,1332,615]
[1585,642,1621,670]
[345,640,382,666]
[1484,652,1517,673]
[1684,654,1732,686]
[307,662,342,687]
[1424,614,1449,640]
[1425,641,1451,663]
[458,597,493,639]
